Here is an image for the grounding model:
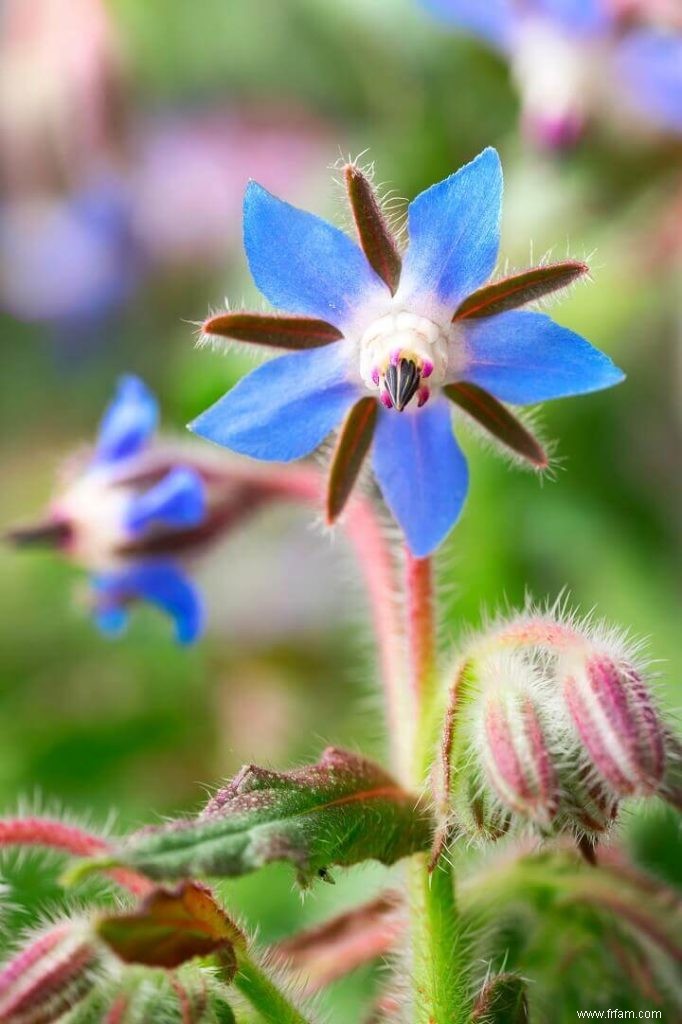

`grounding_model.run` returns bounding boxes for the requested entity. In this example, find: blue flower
[11,376,207,644]
[420,1,682,145]
[191,149,623,557]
